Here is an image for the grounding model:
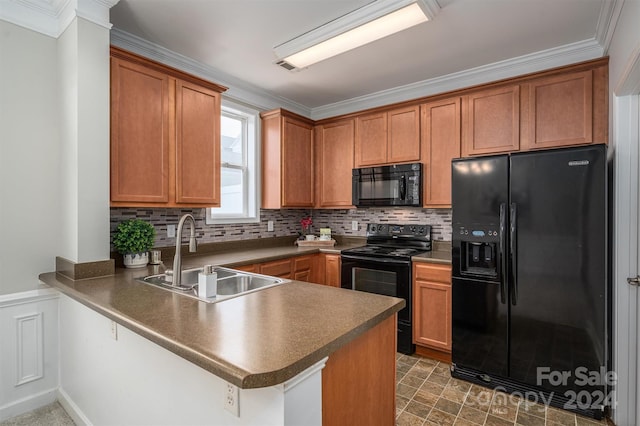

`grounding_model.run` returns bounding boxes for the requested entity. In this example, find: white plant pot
[123,252,149,268]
